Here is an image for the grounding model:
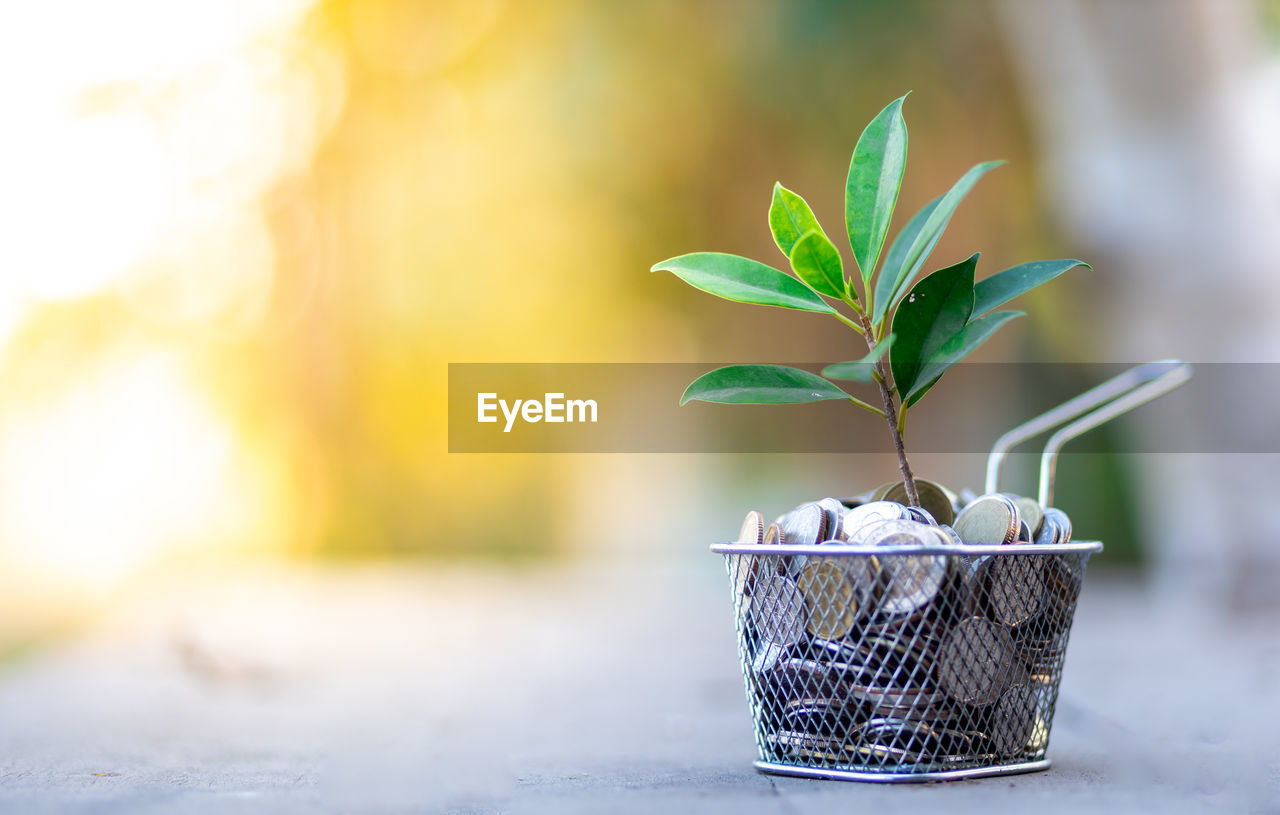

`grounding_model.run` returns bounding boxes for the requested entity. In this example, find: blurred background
[2,0,1279,656]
